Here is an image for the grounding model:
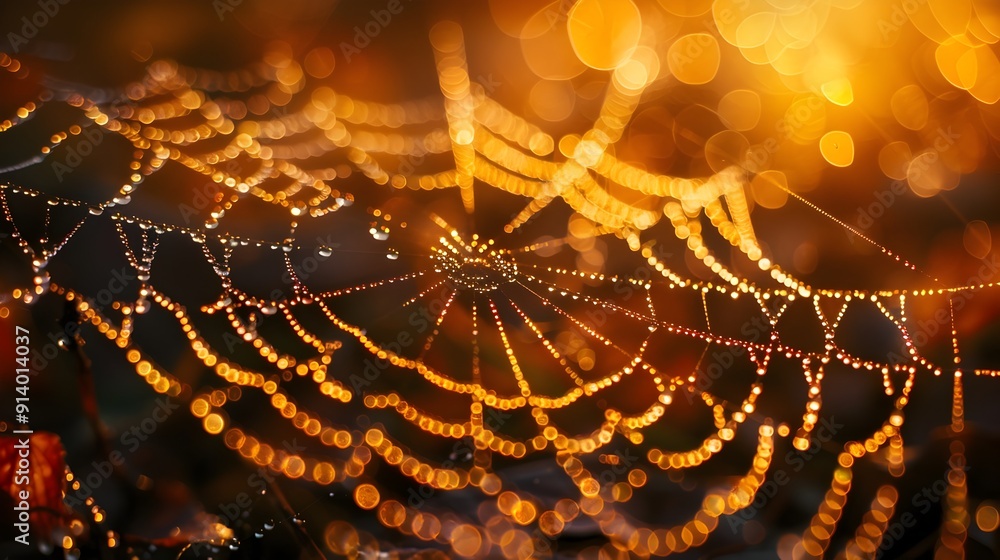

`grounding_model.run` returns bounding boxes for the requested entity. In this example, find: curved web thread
[0,30,993,559]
